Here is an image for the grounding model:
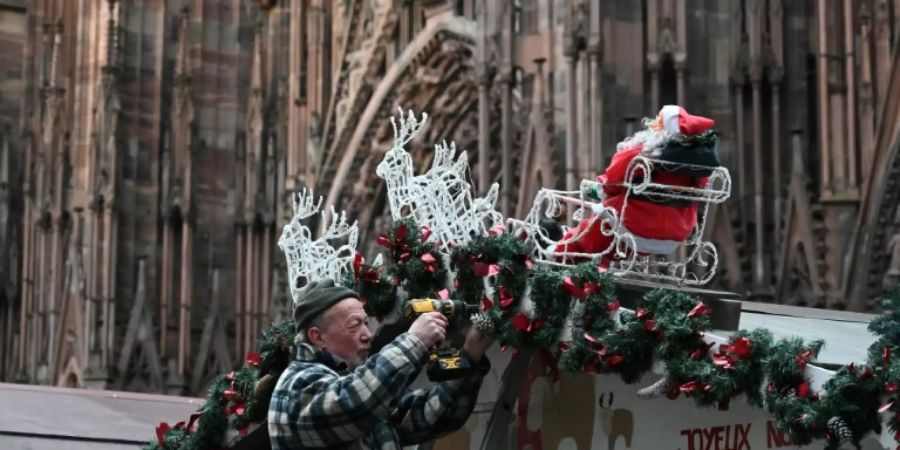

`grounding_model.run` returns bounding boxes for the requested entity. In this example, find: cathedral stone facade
[0,0,898,395]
